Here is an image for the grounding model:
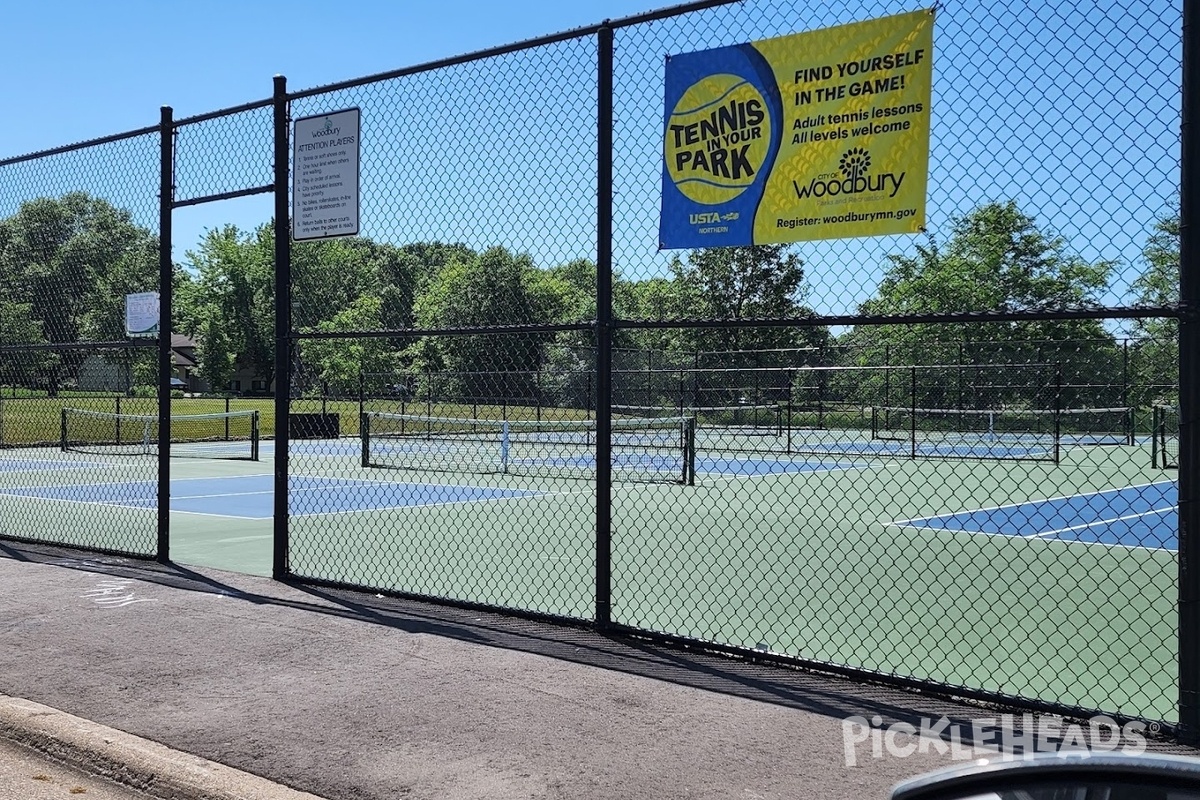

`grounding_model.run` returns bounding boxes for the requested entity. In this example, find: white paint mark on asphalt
[81,579,158,608]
